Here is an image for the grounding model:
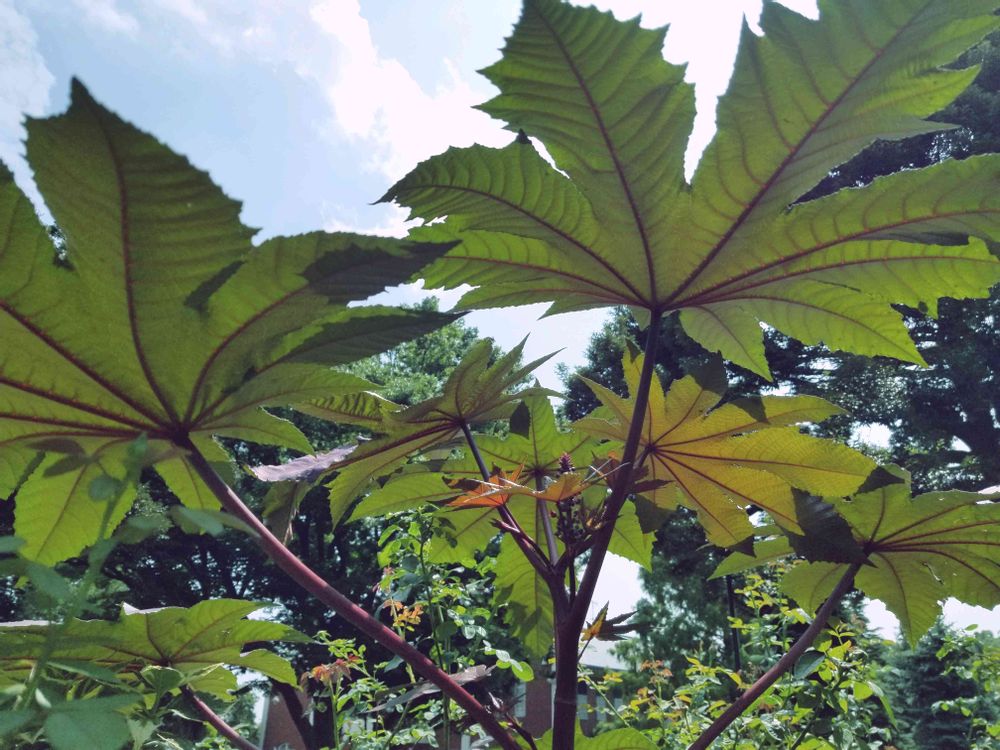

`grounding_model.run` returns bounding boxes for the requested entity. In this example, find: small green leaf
[0,536,24,554]
[140,665,185,696]
[88,475,124,503]
[793,649,827,680]
[349,472,456,522]
[45,709,130,750]
[710,537,793,579]
[113,514,170,545]
[607,503,654,571]
[23,562,71,602]
[0,709,32,737]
